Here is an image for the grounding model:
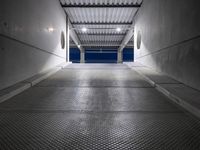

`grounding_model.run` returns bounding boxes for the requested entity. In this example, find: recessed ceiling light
[116,28,121,32]
[82,27,87,32]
